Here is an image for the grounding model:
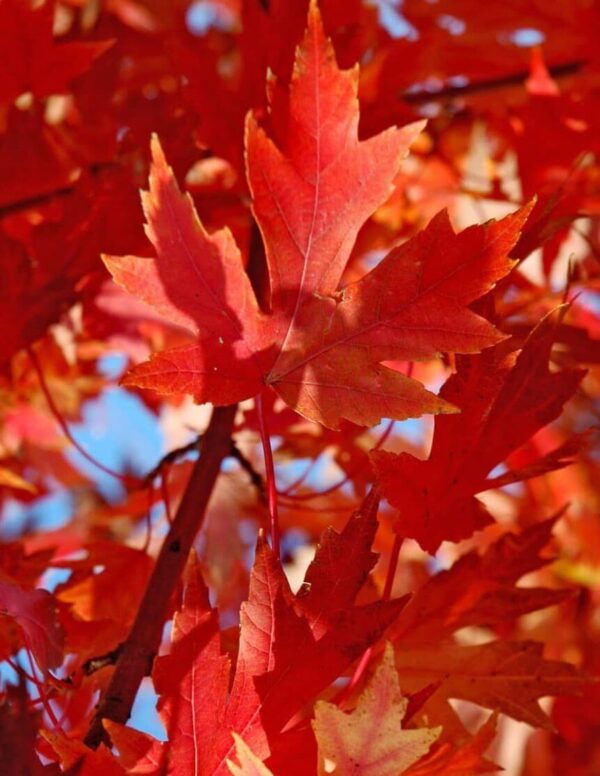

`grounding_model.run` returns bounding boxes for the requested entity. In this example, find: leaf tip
[148,133,173,191]
[516,196,537,226]
[308,0,322,27]
[100,252,119,276]
[439,398,461,415]
[149,132,165,166]
[401,118,428,144]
